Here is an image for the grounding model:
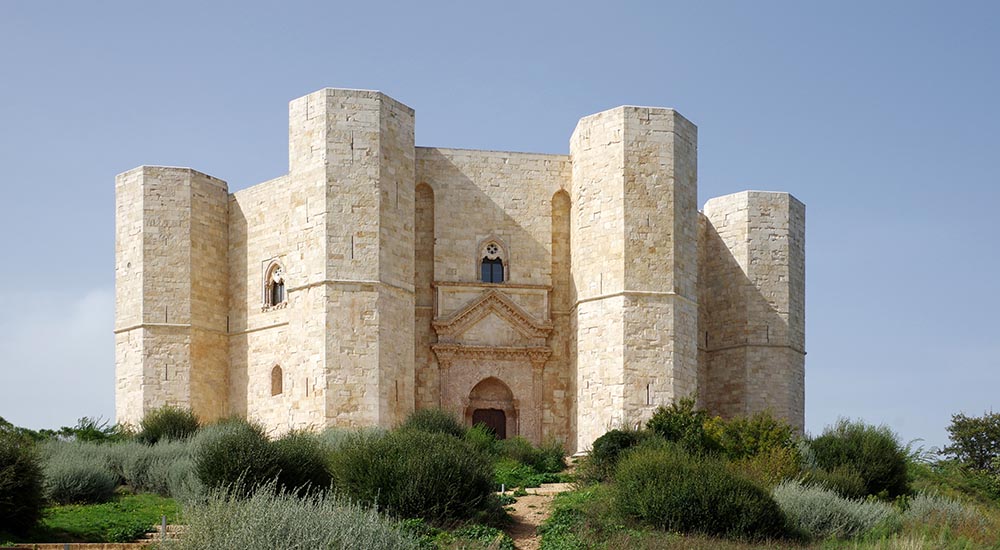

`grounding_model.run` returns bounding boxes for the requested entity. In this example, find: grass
[0,492,180,544]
